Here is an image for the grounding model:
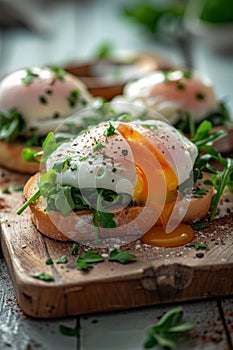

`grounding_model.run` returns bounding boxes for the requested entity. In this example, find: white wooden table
[0,1,233,349]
